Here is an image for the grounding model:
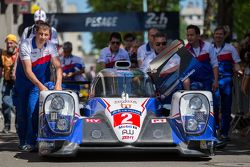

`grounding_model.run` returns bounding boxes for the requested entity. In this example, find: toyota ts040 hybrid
[38,40,217,157]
